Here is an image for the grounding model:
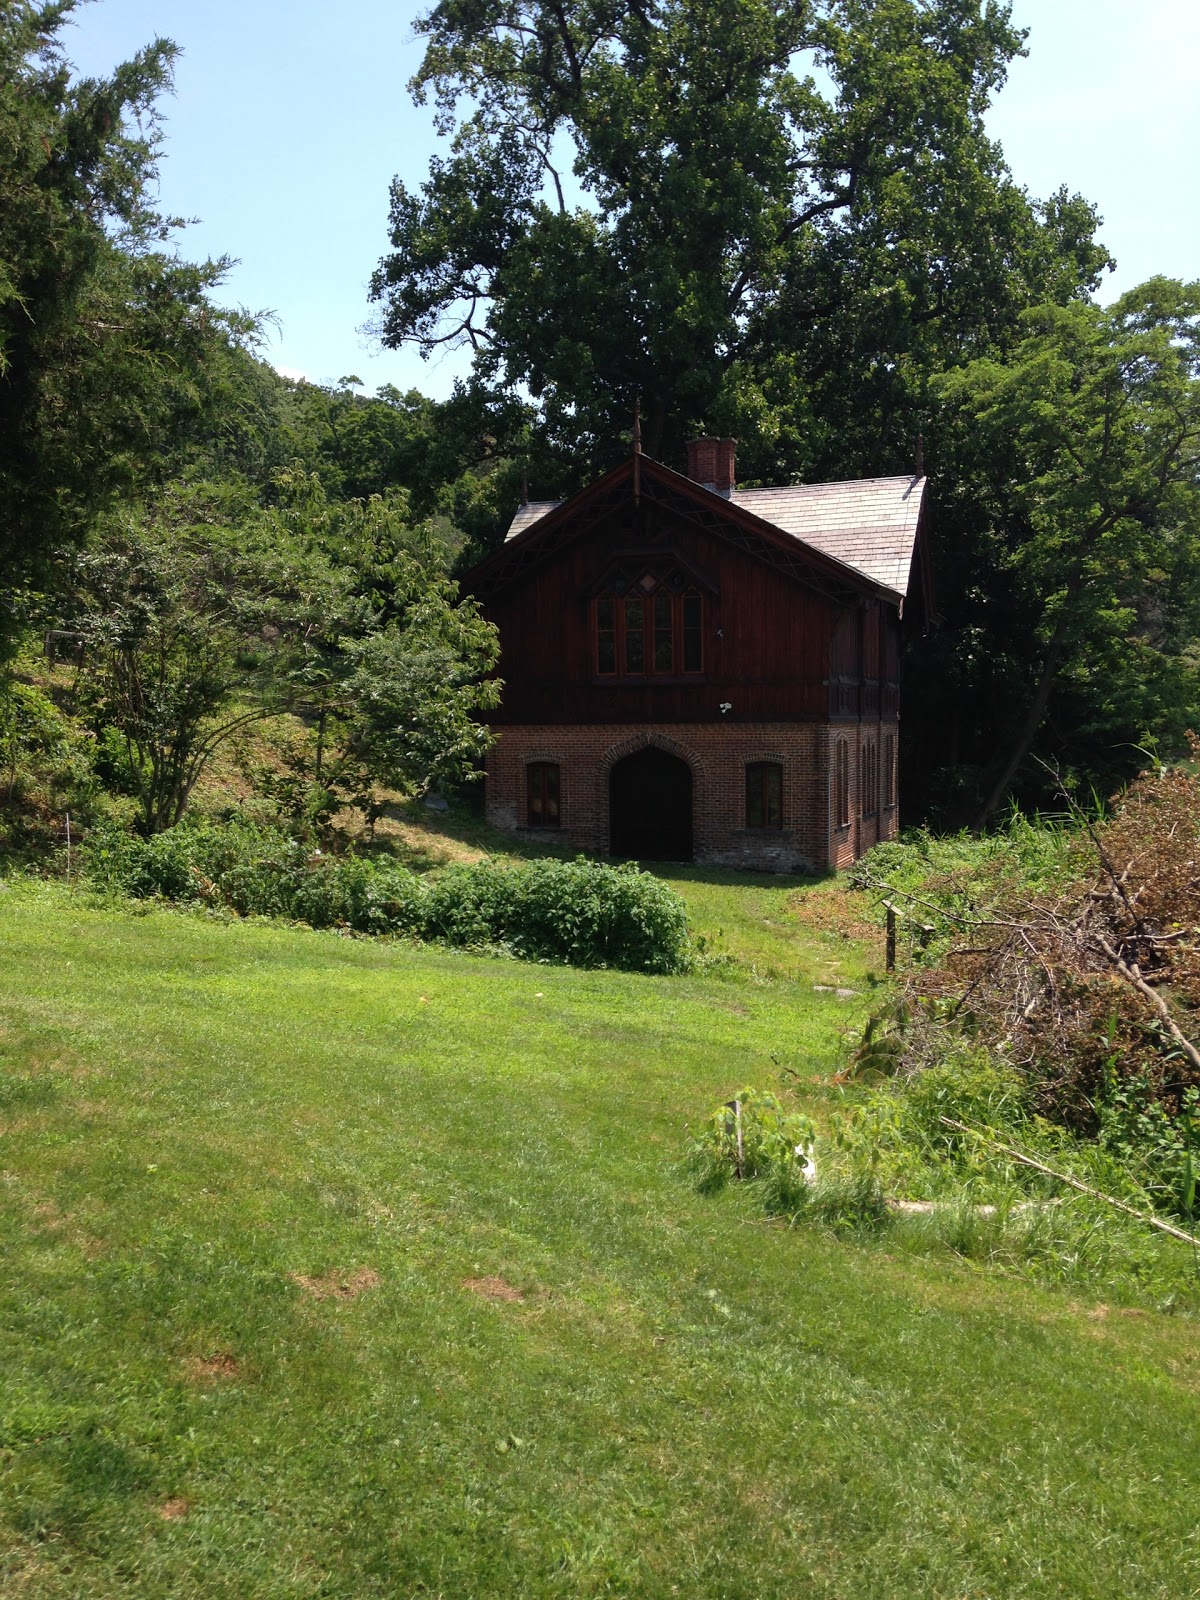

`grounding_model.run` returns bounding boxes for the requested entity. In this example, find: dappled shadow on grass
[354,807,844,895]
